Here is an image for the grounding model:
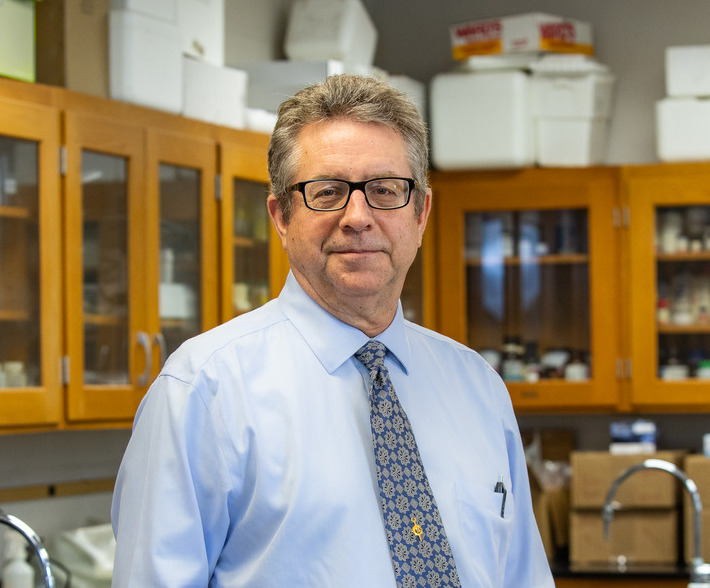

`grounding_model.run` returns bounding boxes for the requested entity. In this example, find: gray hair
[268,74,429,221]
